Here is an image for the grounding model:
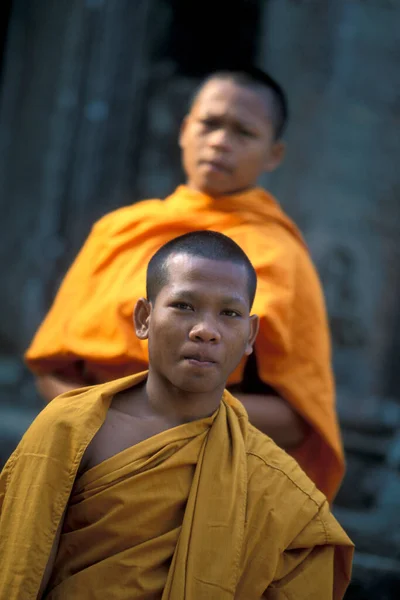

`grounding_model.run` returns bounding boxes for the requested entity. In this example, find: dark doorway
[0,0,13,84]
[152,0,262,76]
